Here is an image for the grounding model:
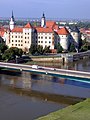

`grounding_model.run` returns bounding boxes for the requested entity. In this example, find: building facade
[1,13,81,53]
